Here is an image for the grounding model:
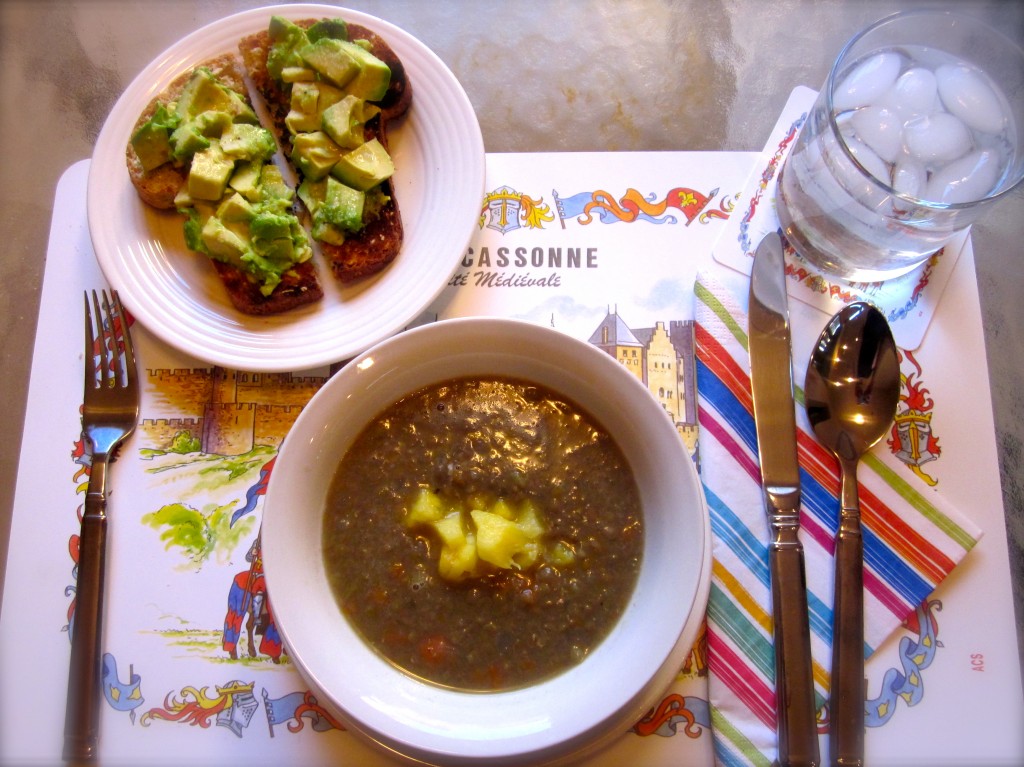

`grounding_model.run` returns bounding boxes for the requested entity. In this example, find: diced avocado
[219,123,277,162]
[228,160,262,201]
[362,185,391,222]
[200,216,248,263]
[290,130,343,181]
[306,18,349,43]
[334,40,391,101]
[321,95,379,149]
[331,138,394,191]
[268,15,299,42]
[285,81,347,135]
[169,110,232,161]
[182,208,207,252]
[280,66,316,83]
[267,17,310,81]
[169,125,210,161]
[320,177,365,232]
[297,177,326,214]
[175,67,256,124]
[173,184,193,209]
[312,219,346,246]
[188,140,234,201]
[297,37,360,89]
[258,164,294,203]
[249,211,293,243]
[131,104,180,171]
[286,82,321,134]
[216,192,255,223]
